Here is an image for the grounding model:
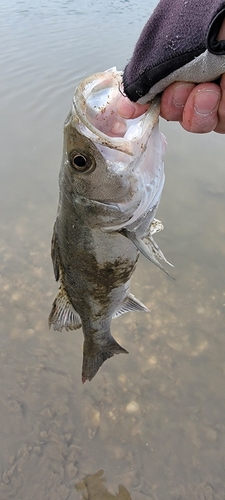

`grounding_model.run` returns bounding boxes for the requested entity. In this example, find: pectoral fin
[122,229,174,280]
[113,293,149,319]
[150,218,164,235]
[49,286,82,331]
